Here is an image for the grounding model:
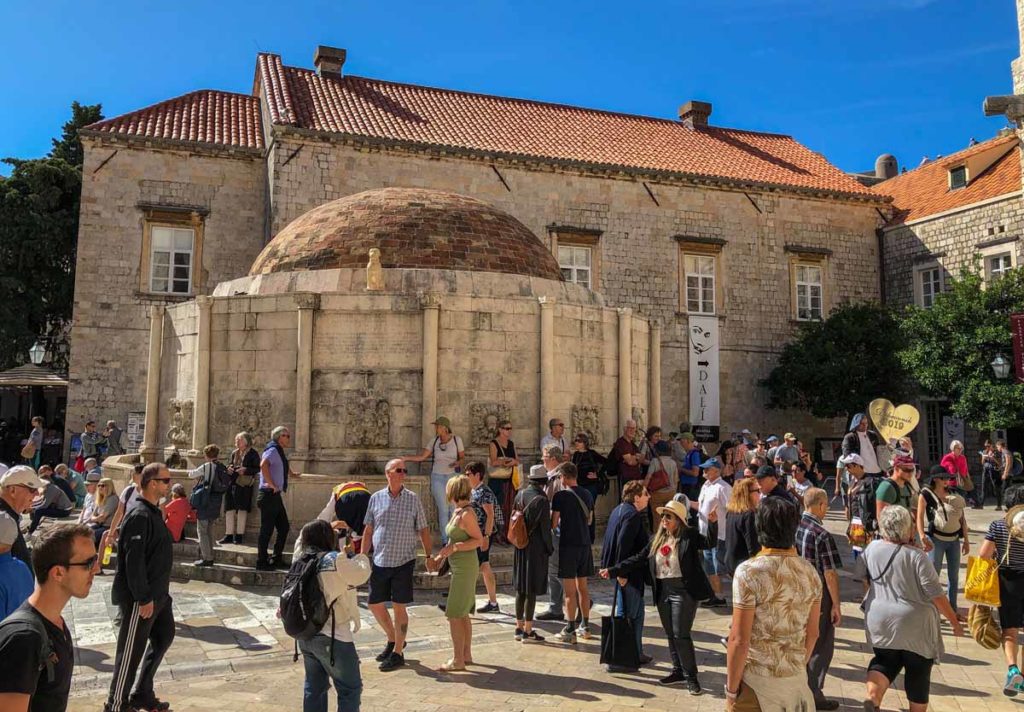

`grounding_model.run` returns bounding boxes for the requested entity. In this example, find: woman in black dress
[512,465,554,643]
[220,431,260,544]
